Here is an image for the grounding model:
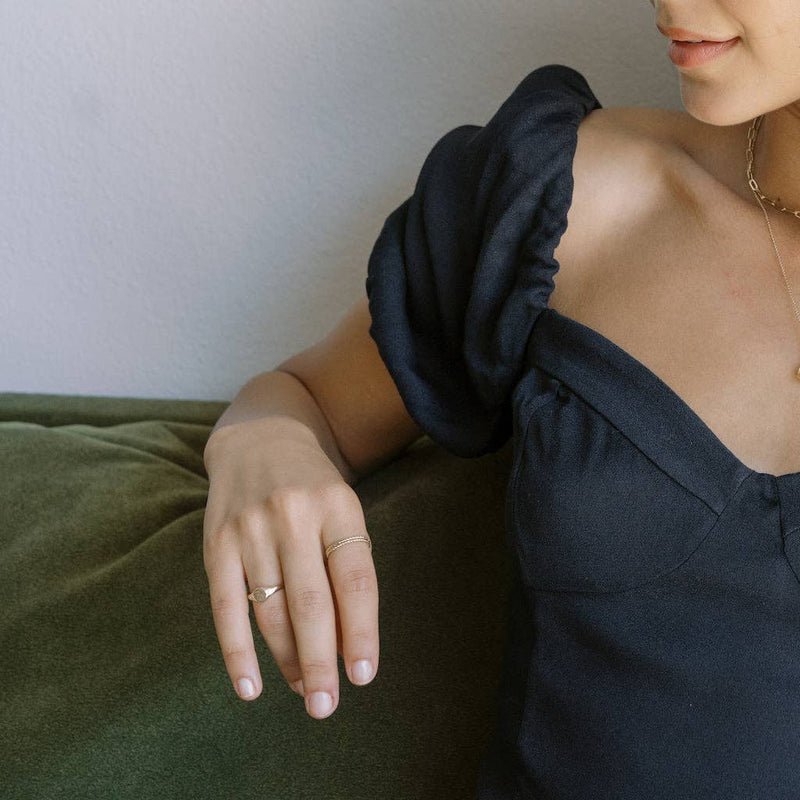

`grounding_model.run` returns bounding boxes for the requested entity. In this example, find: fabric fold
[366,63,603,458]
